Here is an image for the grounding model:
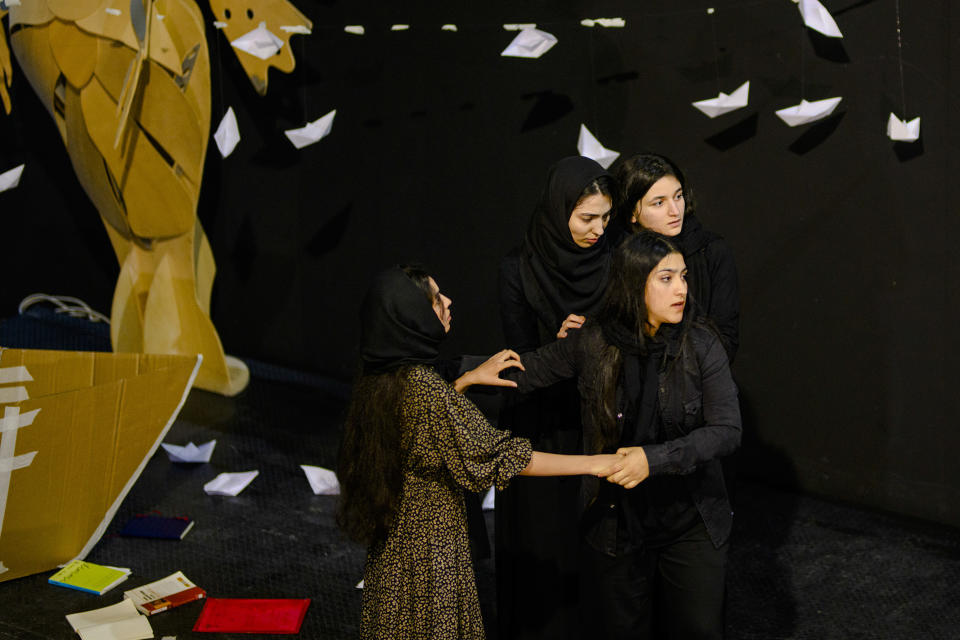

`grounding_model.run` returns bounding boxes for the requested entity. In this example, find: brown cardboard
[0,347,201,583]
